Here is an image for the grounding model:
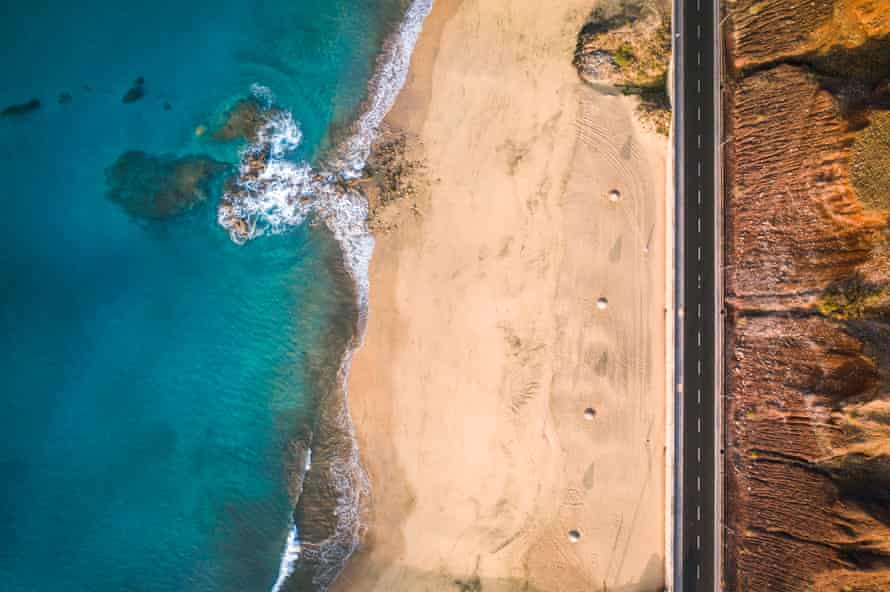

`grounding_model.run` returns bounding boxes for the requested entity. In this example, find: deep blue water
[0,1,401,590]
